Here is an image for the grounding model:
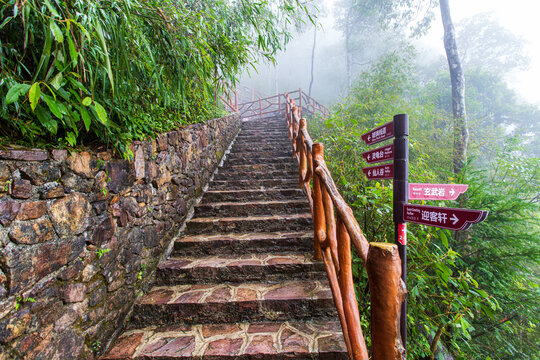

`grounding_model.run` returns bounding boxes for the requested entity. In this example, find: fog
[240,0,540,107]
